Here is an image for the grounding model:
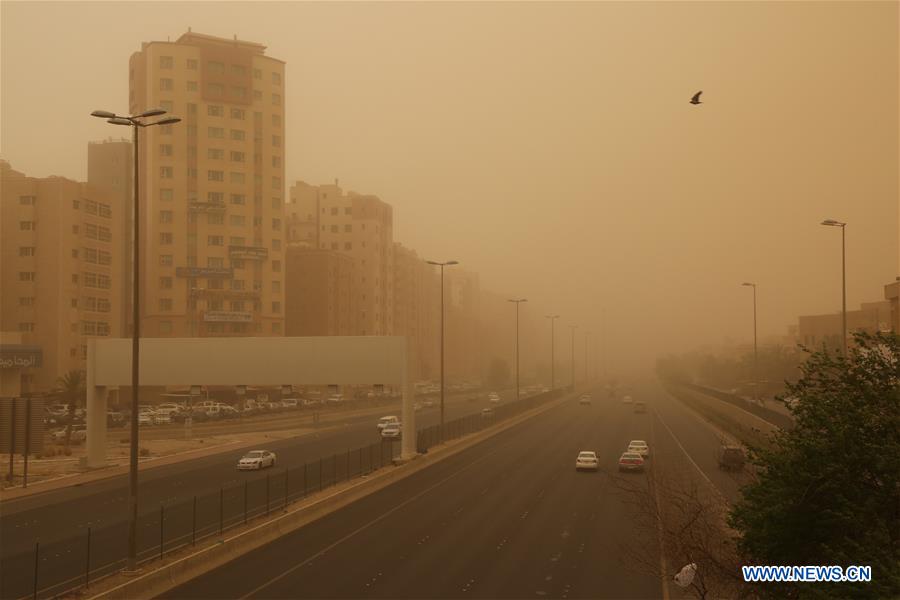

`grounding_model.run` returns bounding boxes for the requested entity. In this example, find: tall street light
[545,315,559,390]
[91,107,180,572]
[426,260,458,441]
[584,331,590,383]
[570,325,577,390]
[741,282,758,401]
[508,299,528,400]
[821,219,847,354]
